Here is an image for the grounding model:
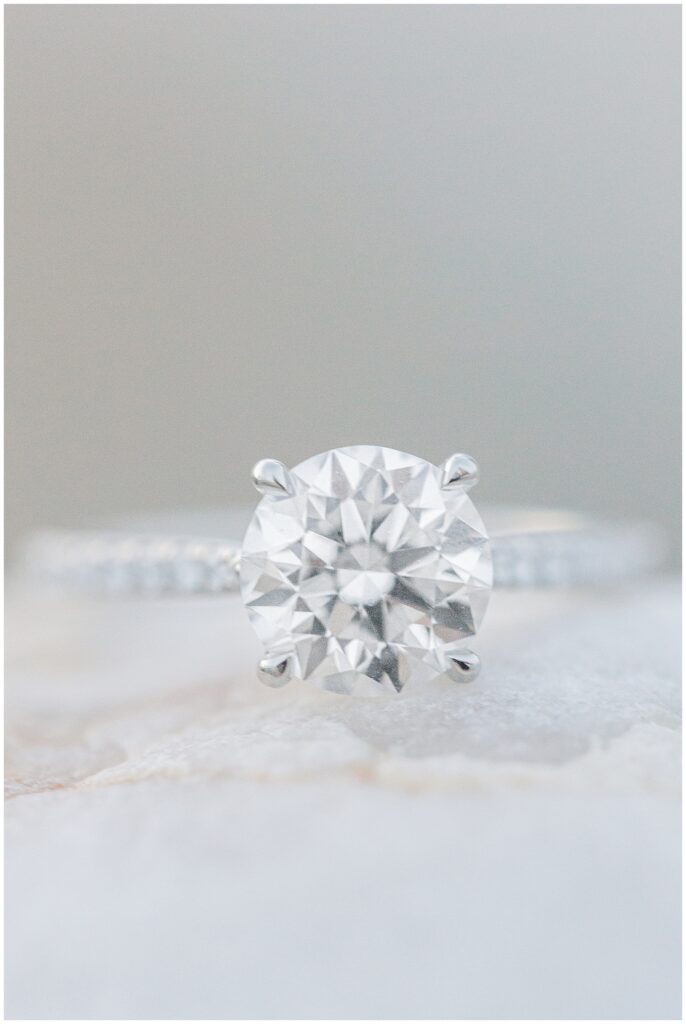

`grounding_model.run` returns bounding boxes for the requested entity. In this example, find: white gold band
[23,507,664,595]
